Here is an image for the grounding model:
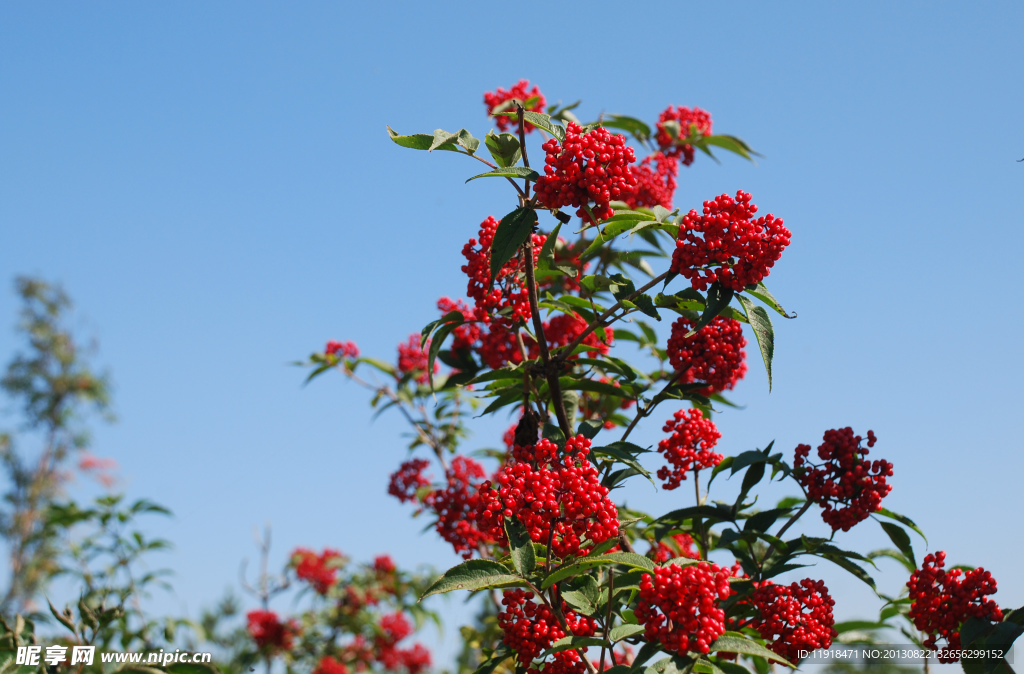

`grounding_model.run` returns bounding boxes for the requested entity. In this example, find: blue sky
[2,2,1022,668]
